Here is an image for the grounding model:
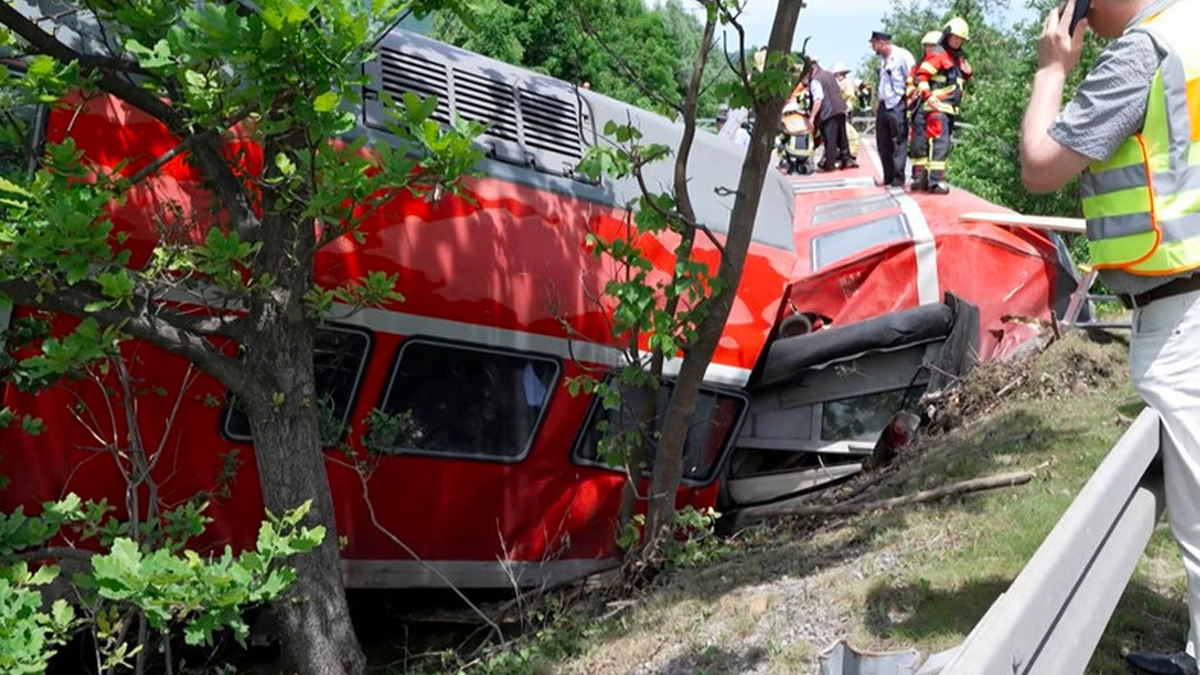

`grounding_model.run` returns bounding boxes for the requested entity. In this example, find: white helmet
[832,61,850,75]
[782,101,802,114]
